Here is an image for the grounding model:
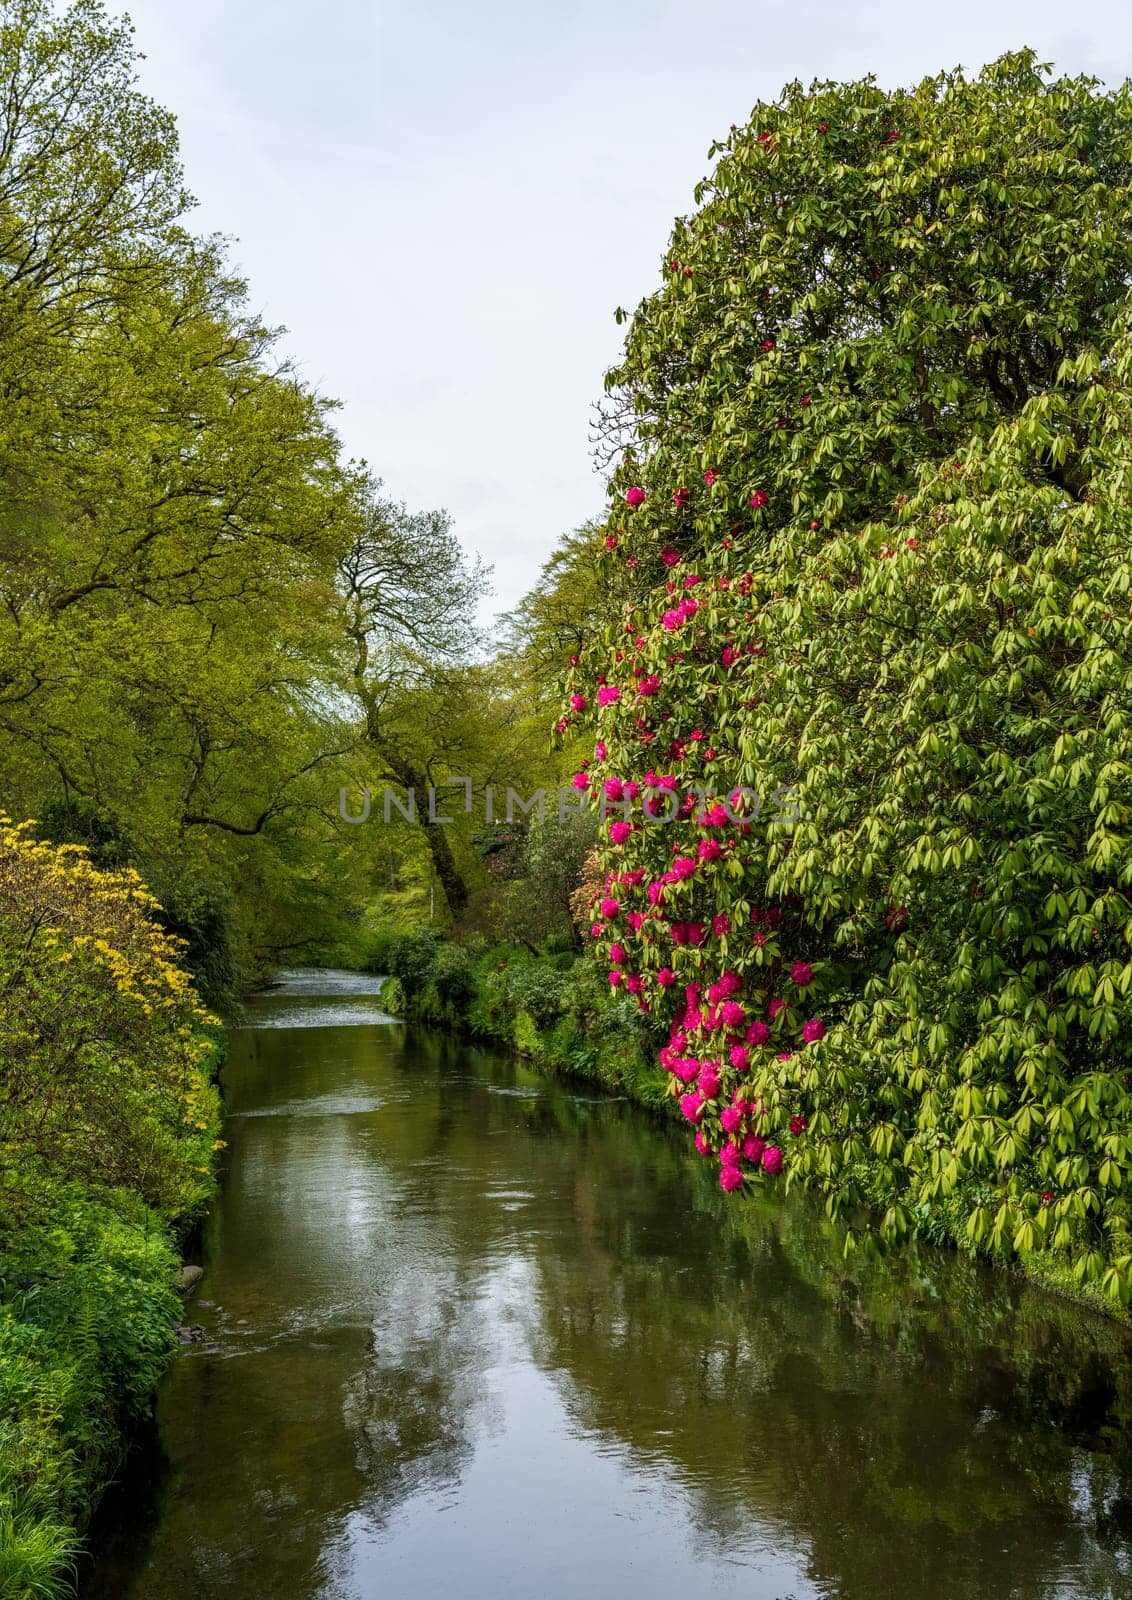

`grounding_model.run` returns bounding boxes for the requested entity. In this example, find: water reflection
[82,971,1132,1600]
